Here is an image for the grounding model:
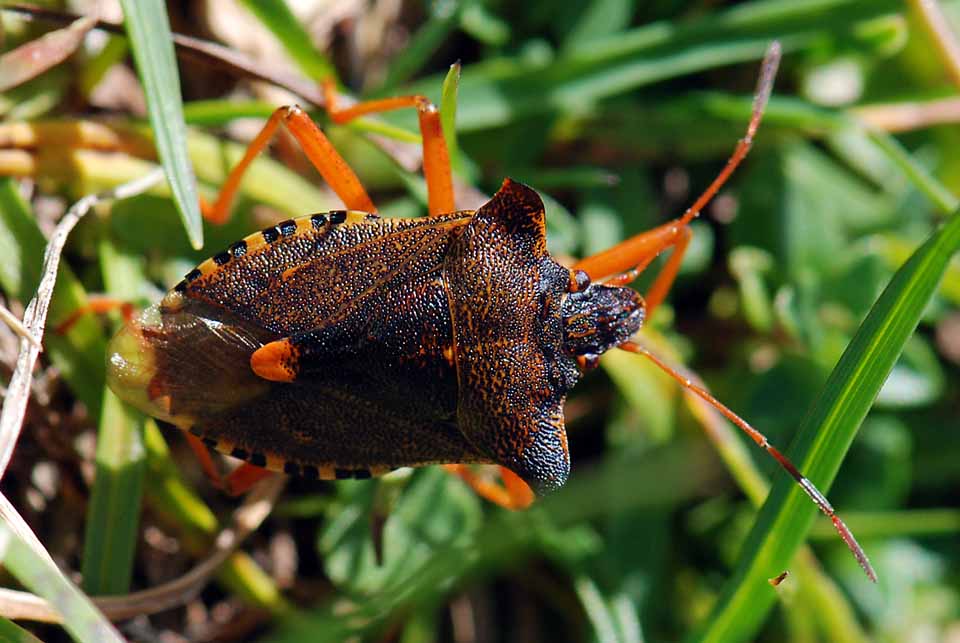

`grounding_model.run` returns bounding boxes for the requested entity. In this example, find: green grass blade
[345,118,421,144]
[809,508,960,540]
[120,0,203,249]
[0,522,122,642]
[411,0,901,132]
[238,0,336,81]
[183,99,277,125]
[459,4,510,45]
[0,179,105,416]
[80,388,145,594]
[440,62,463,176]
[573,575,627,643]
[866,128,959,215]
[692,209,960,643]
[378,2,462,91]
[0,616,44,643]
[80,239,146,595]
